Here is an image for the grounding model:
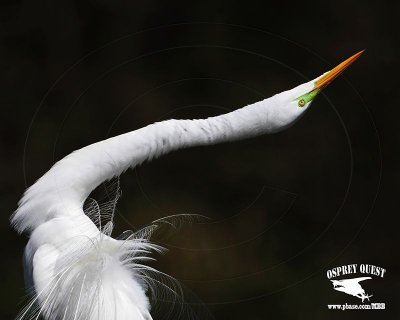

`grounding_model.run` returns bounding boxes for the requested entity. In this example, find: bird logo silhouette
[331,277,373,302]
